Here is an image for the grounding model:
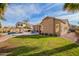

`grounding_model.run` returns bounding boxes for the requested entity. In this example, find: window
[55,23,60,33]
